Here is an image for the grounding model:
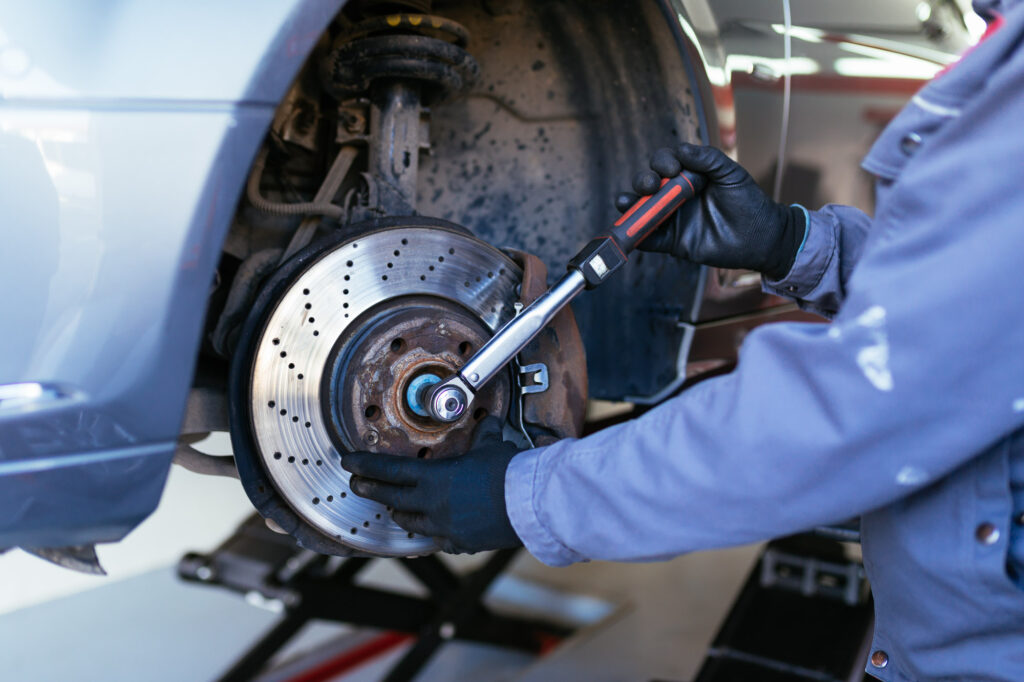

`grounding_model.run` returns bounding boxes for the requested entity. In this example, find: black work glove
[616,143,806,280]
[341,417,523,554]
